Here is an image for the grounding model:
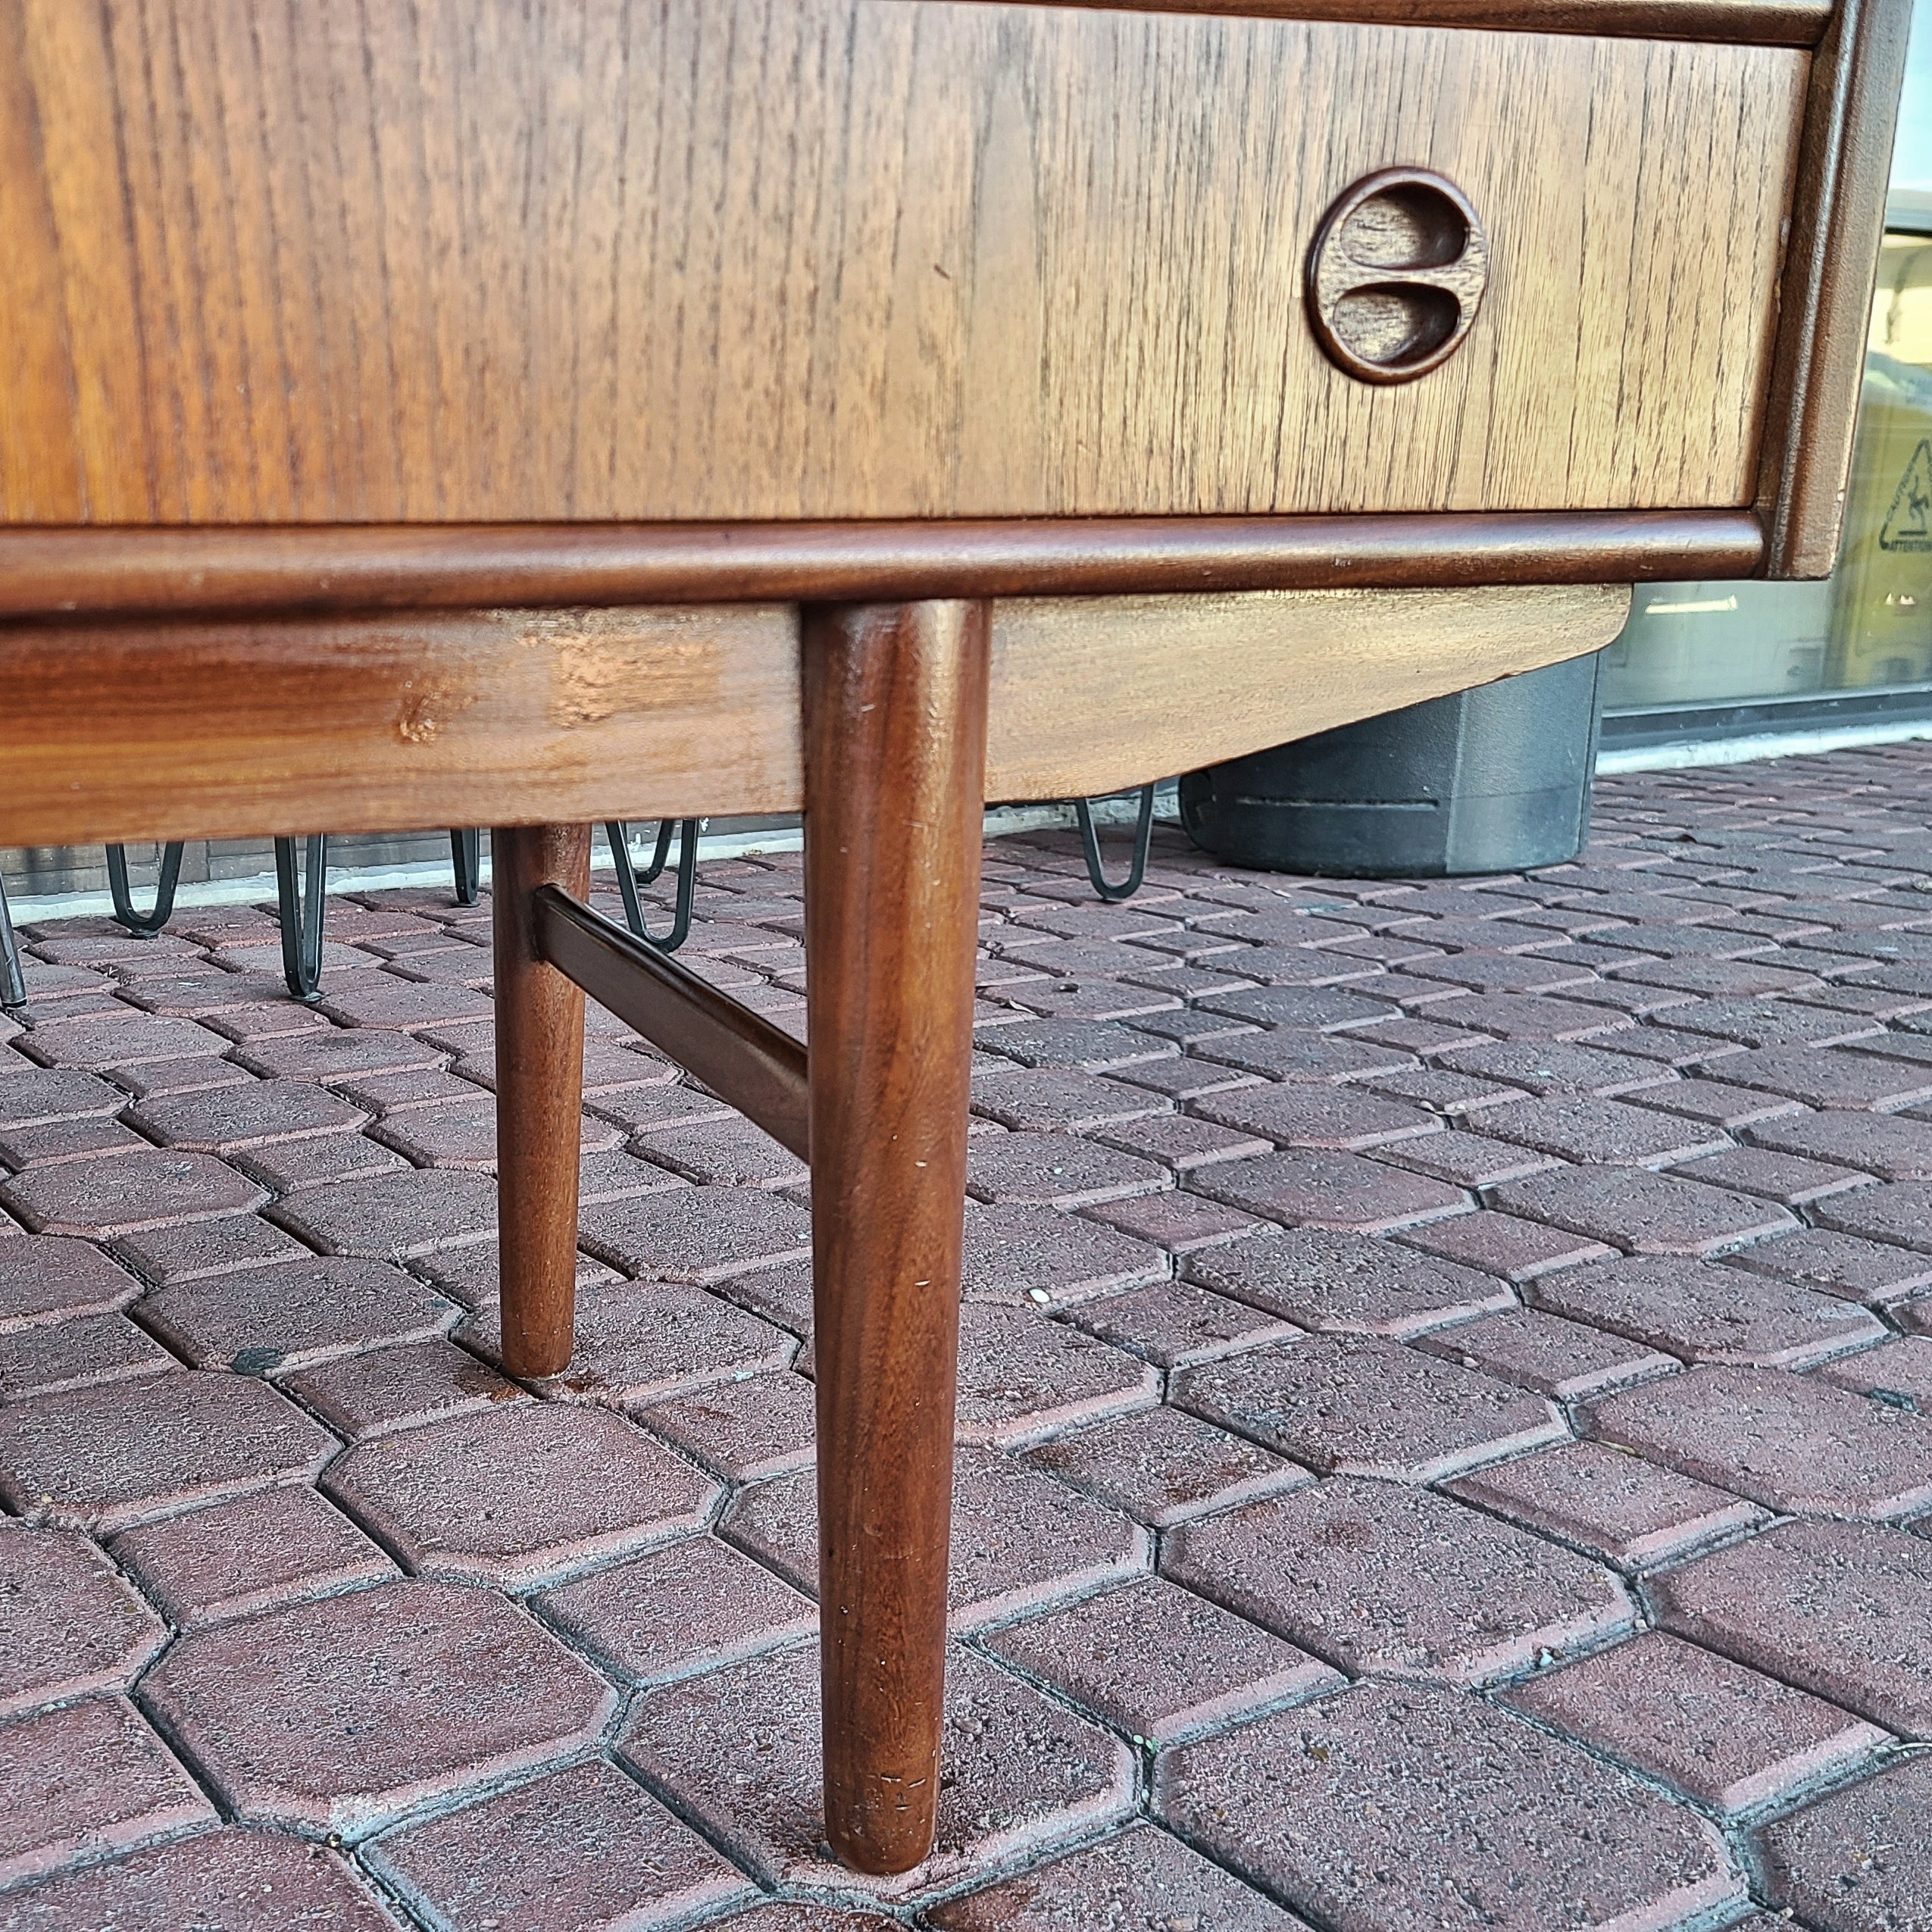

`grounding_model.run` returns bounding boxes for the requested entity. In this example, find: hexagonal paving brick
[0,1521,167,1718]
[127,1080,370,1151]
[230,1028,449,1085]
[1064,1277,1295,1369]
[1482,1096,1728,1167]
[0,1066,126,1130]
[1430,1038,1665,1096]
[1397,1209,1615,1283]
[1589,1365,1932,1519]
[1164,1478,1633,1684]
[365,1758,757,1931]
[0,1828,399,1931]
[412,1237,617,1312]
[1175,1334,1566,1483]
[1667,999,1884,1049]
[1758,1755,1932,1930]
[1445,1439,1769,1571]
[361,1096,505,1171]
[1415,1307,1675,1402]
[1487,1165,1798,1256]
[975,1017,1176,1071]
[641,1371,819,1480]
[1401,991,1632,1041]
[1193,984,1398,1028]
[315,977,495,1032]
[1815,1180,1932,1255]
[0,1371,336,1533]
[1,1148,265,1238]
[959,1201,1165,1306]
[1186,1083,1440,1150]
[109,1485,395,1628]
[138,1255,457,1373]
[1186,1227,1510,1336]
[1188,1148,1466,1234]
[1724,1227,1932,1305]
[462,1277,796,1405]
[952,1304,1159,1447]
[927,1822,1307,1930]
[1746,1106,1932,1180]
[233,1129,411,1193]
[723,1443,1147,1630]
[1707,1046,1932,1111]
[111,1213,311,1288]
[1651,1518,1932,1737]
[1080,1188,1265,1254]
[0,1695,216,1886]
[534,1534,816,1686]
[968,1067,1168,1133]
[1637,1076,1806,1128]
[280,1336,527,1439]
[1371,1128,1560,1188]
[323,1401,717,1588]
[18,1011,229,1071]
[577,1185,809,1282]
[1502,1630,1888,1816]
[1027,1404,1309,1529]
[1820,1335,1932,1411]
[617,1643,1133,1898]
[1675,1144,1874,1207]
[1156,1680,1741,1932]
[630,1116,805,1191]
[1528,1252,1884,1368]
[963,1131,1167,1208]
[0,1311,172,1401]
[983,1574,1341,1747]
[0,1114,152,1168]
[140,1577,617,1836]
[267,1168,498,1258]
[1192,1031,1415,1084]
[1089,1111,1269,1174]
